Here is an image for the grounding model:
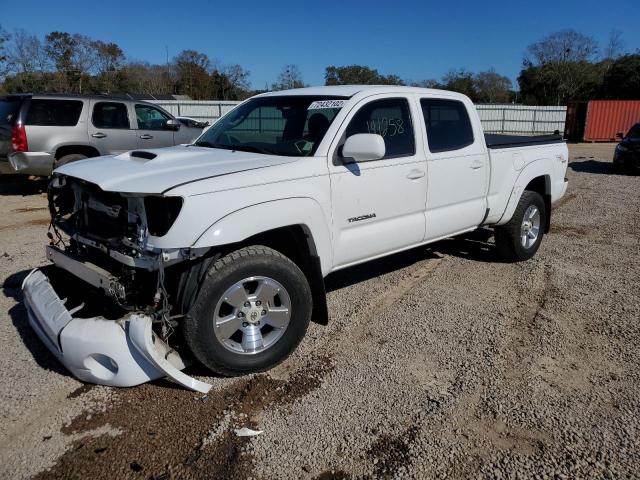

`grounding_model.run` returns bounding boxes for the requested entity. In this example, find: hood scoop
[130,151,157,161]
